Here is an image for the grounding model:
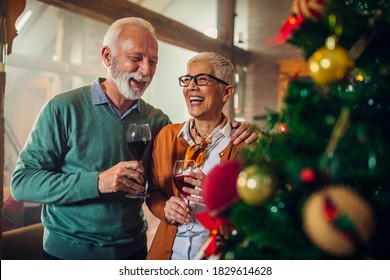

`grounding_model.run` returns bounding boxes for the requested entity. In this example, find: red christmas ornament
[203,160,242,218]
[300,167,316,183]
